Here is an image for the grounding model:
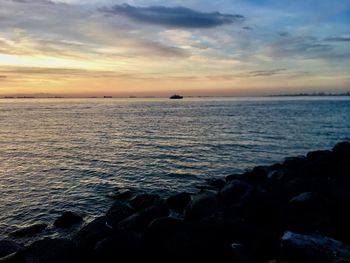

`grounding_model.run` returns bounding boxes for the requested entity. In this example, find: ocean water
[0,97,349,241]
